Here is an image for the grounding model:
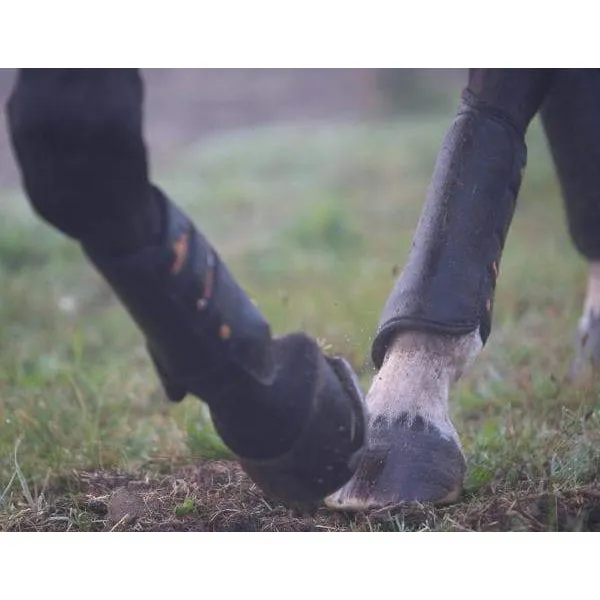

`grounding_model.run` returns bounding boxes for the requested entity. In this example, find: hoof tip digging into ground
[326,415,466,511]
